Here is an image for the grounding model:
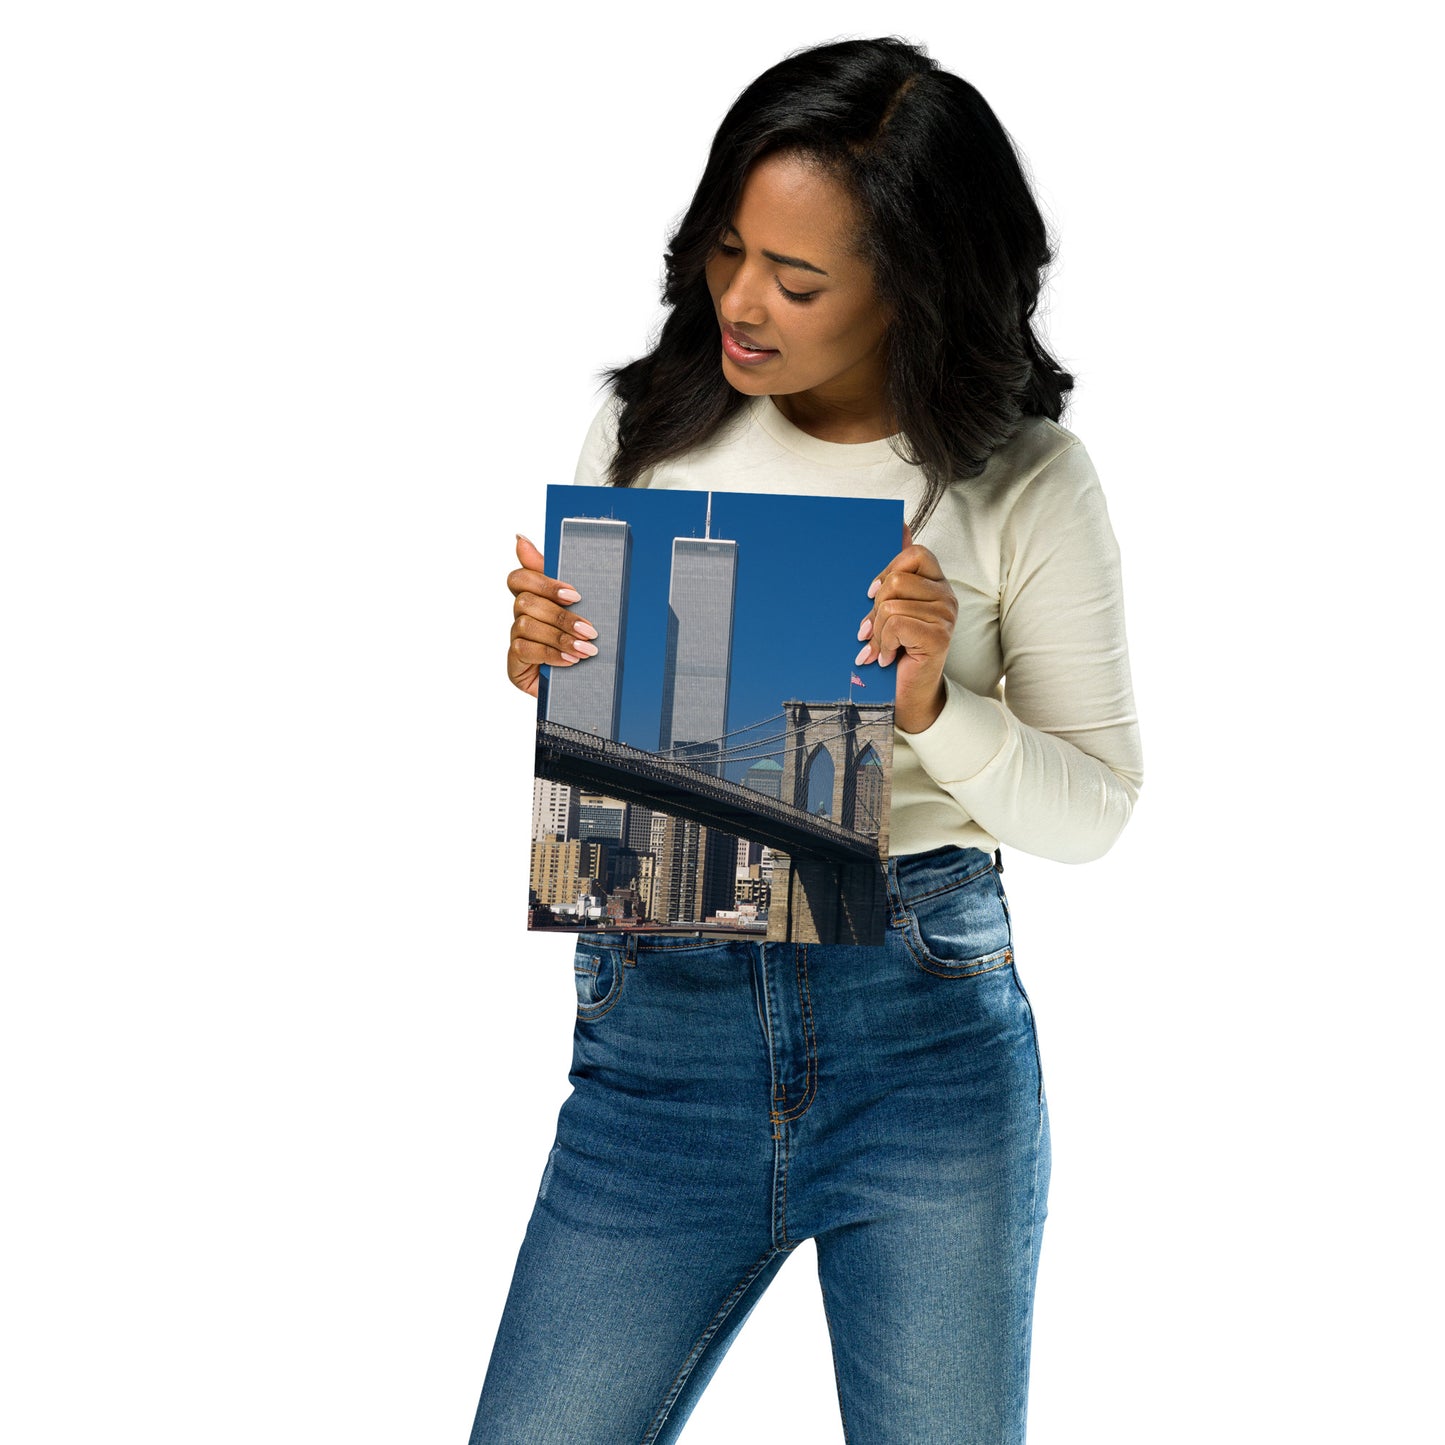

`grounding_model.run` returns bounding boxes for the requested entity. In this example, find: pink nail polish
[854,644,872,666]
[557,587,581,603]
[867,578,881,599]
